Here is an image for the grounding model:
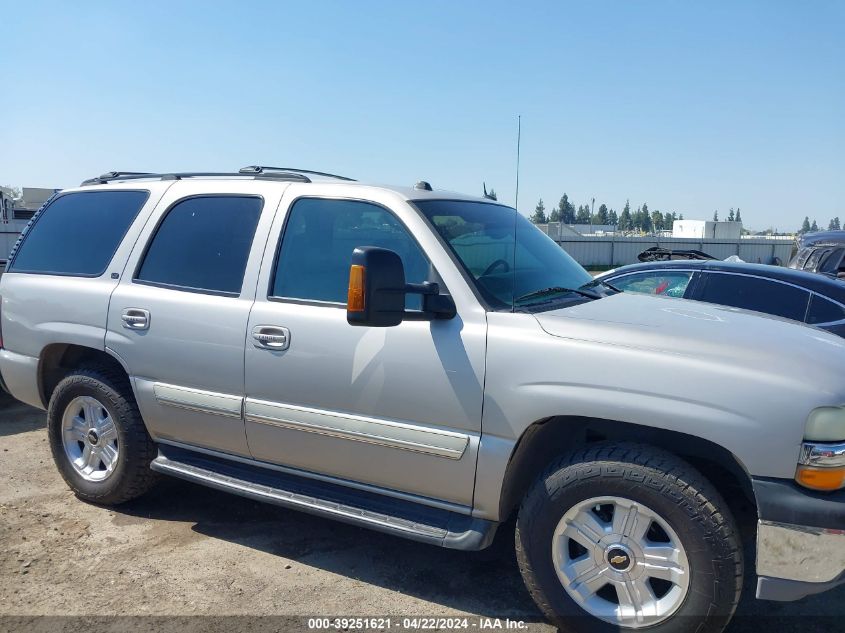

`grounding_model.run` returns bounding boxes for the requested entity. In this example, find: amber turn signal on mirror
[348,265,366,312]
